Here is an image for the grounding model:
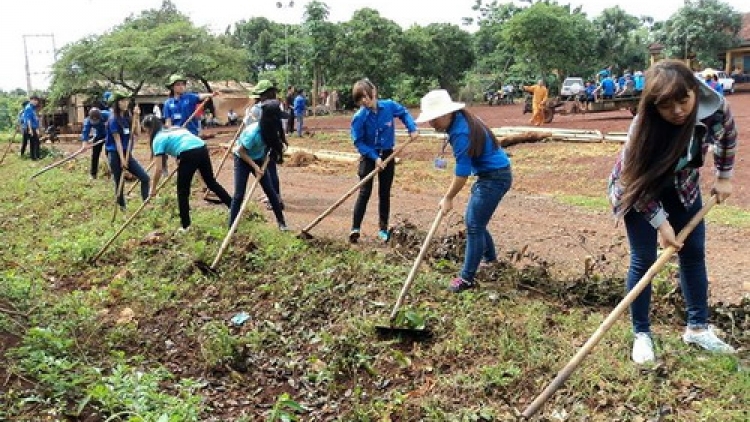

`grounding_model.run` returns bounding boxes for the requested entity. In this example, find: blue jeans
[460,167,512,283]
[108,151,150,207]
[296,113,304,137]
[267,156,281,201]
[624,189,708,333]
[229,156,285,227]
